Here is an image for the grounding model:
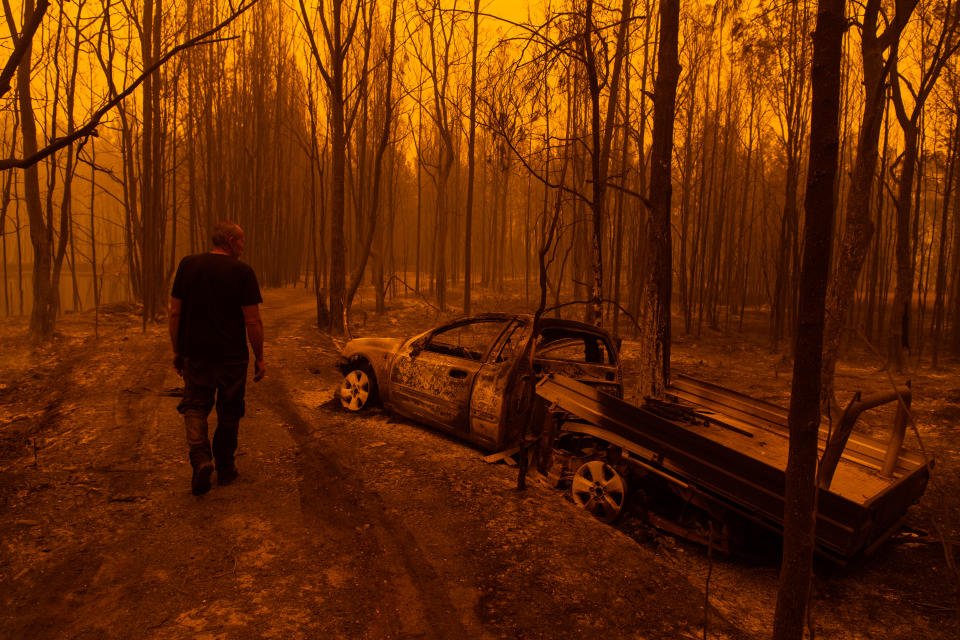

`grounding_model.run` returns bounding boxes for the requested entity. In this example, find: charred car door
[468,319,534,449]
[389,318,511,434]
